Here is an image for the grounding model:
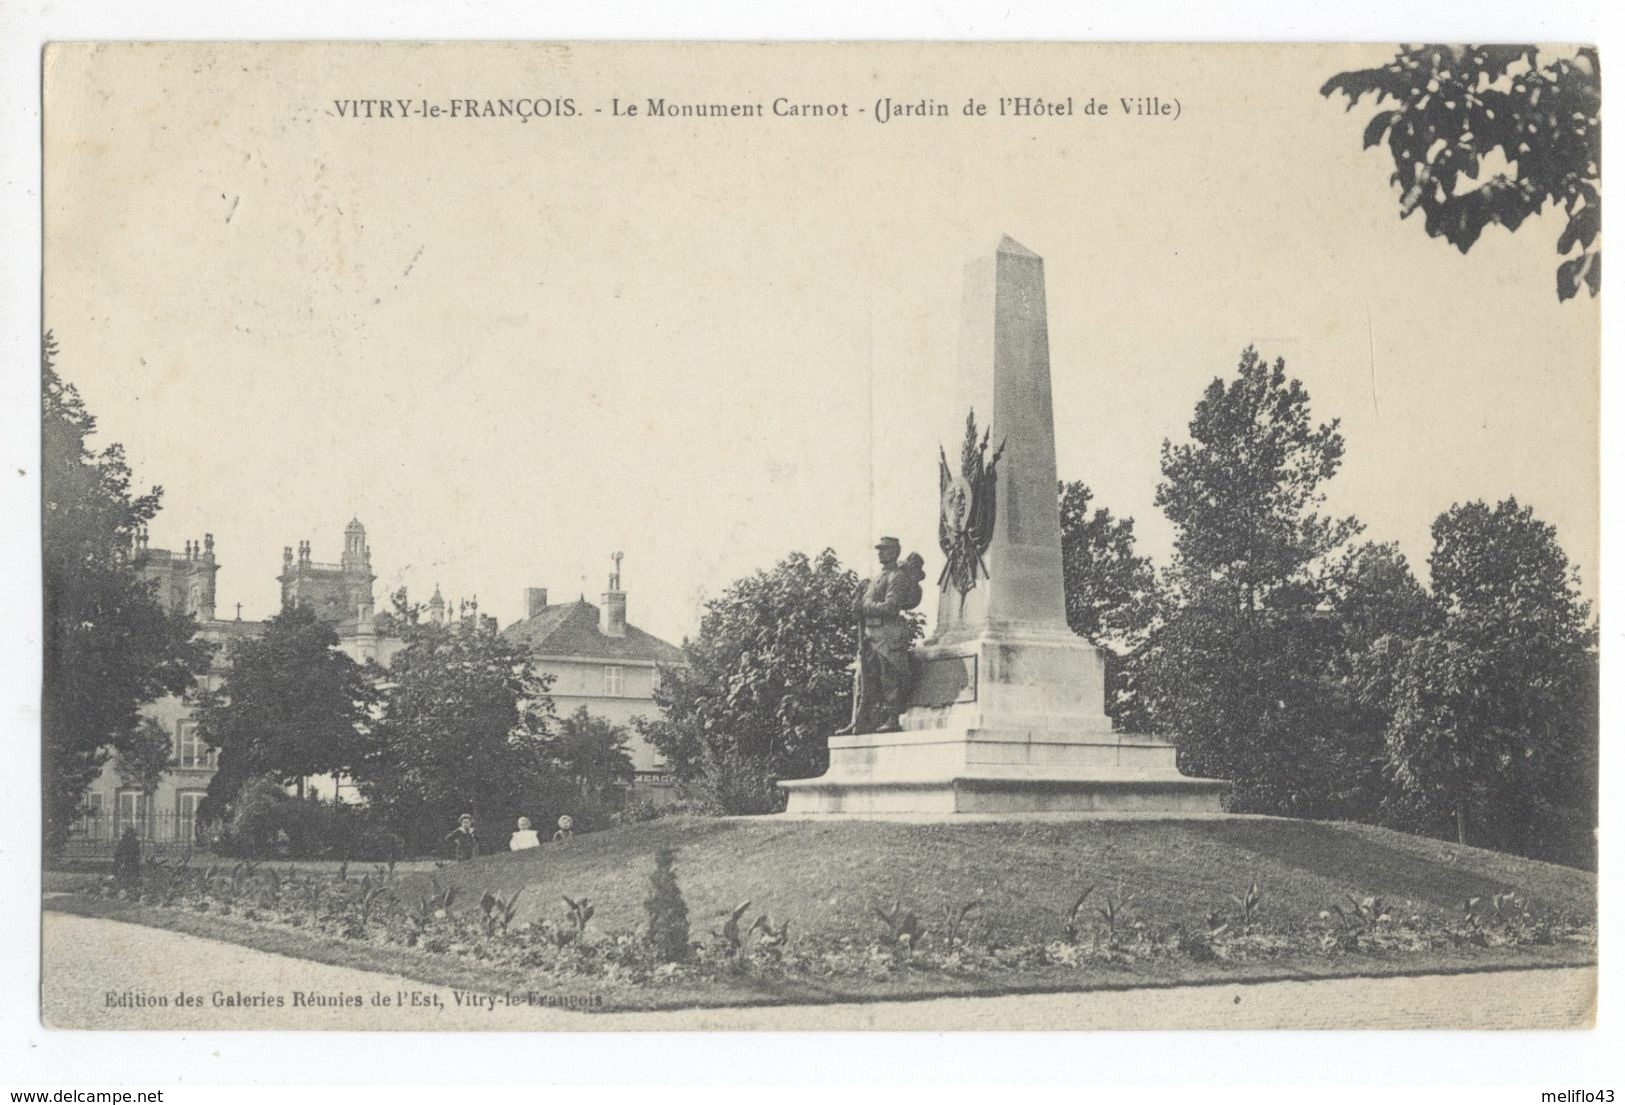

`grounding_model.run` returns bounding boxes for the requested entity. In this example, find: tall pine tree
[1141,347,1359,814]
